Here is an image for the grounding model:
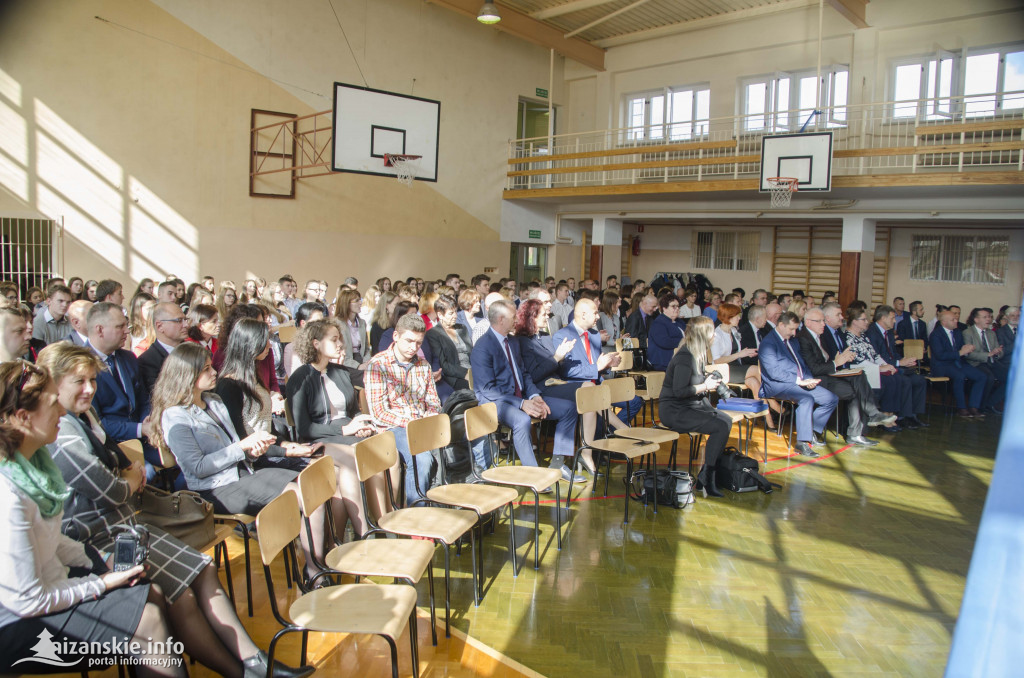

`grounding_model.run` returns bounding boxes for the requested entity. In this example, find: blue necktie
[106,355,125,394]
